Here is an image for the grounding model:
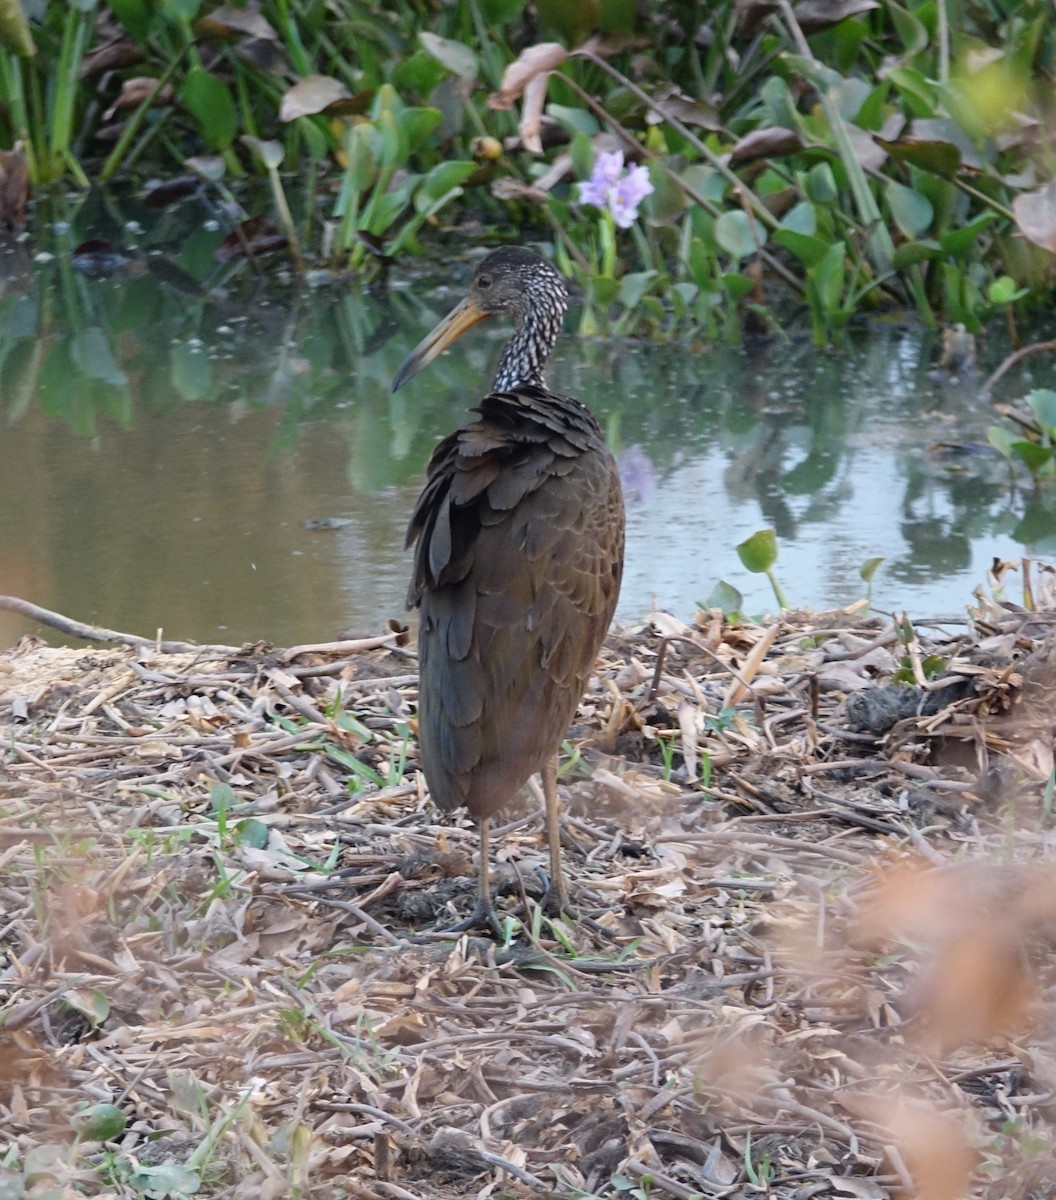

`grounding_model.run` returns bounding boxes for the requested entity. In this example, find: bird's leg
[541,755,571,916]
[441,817,505,938]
